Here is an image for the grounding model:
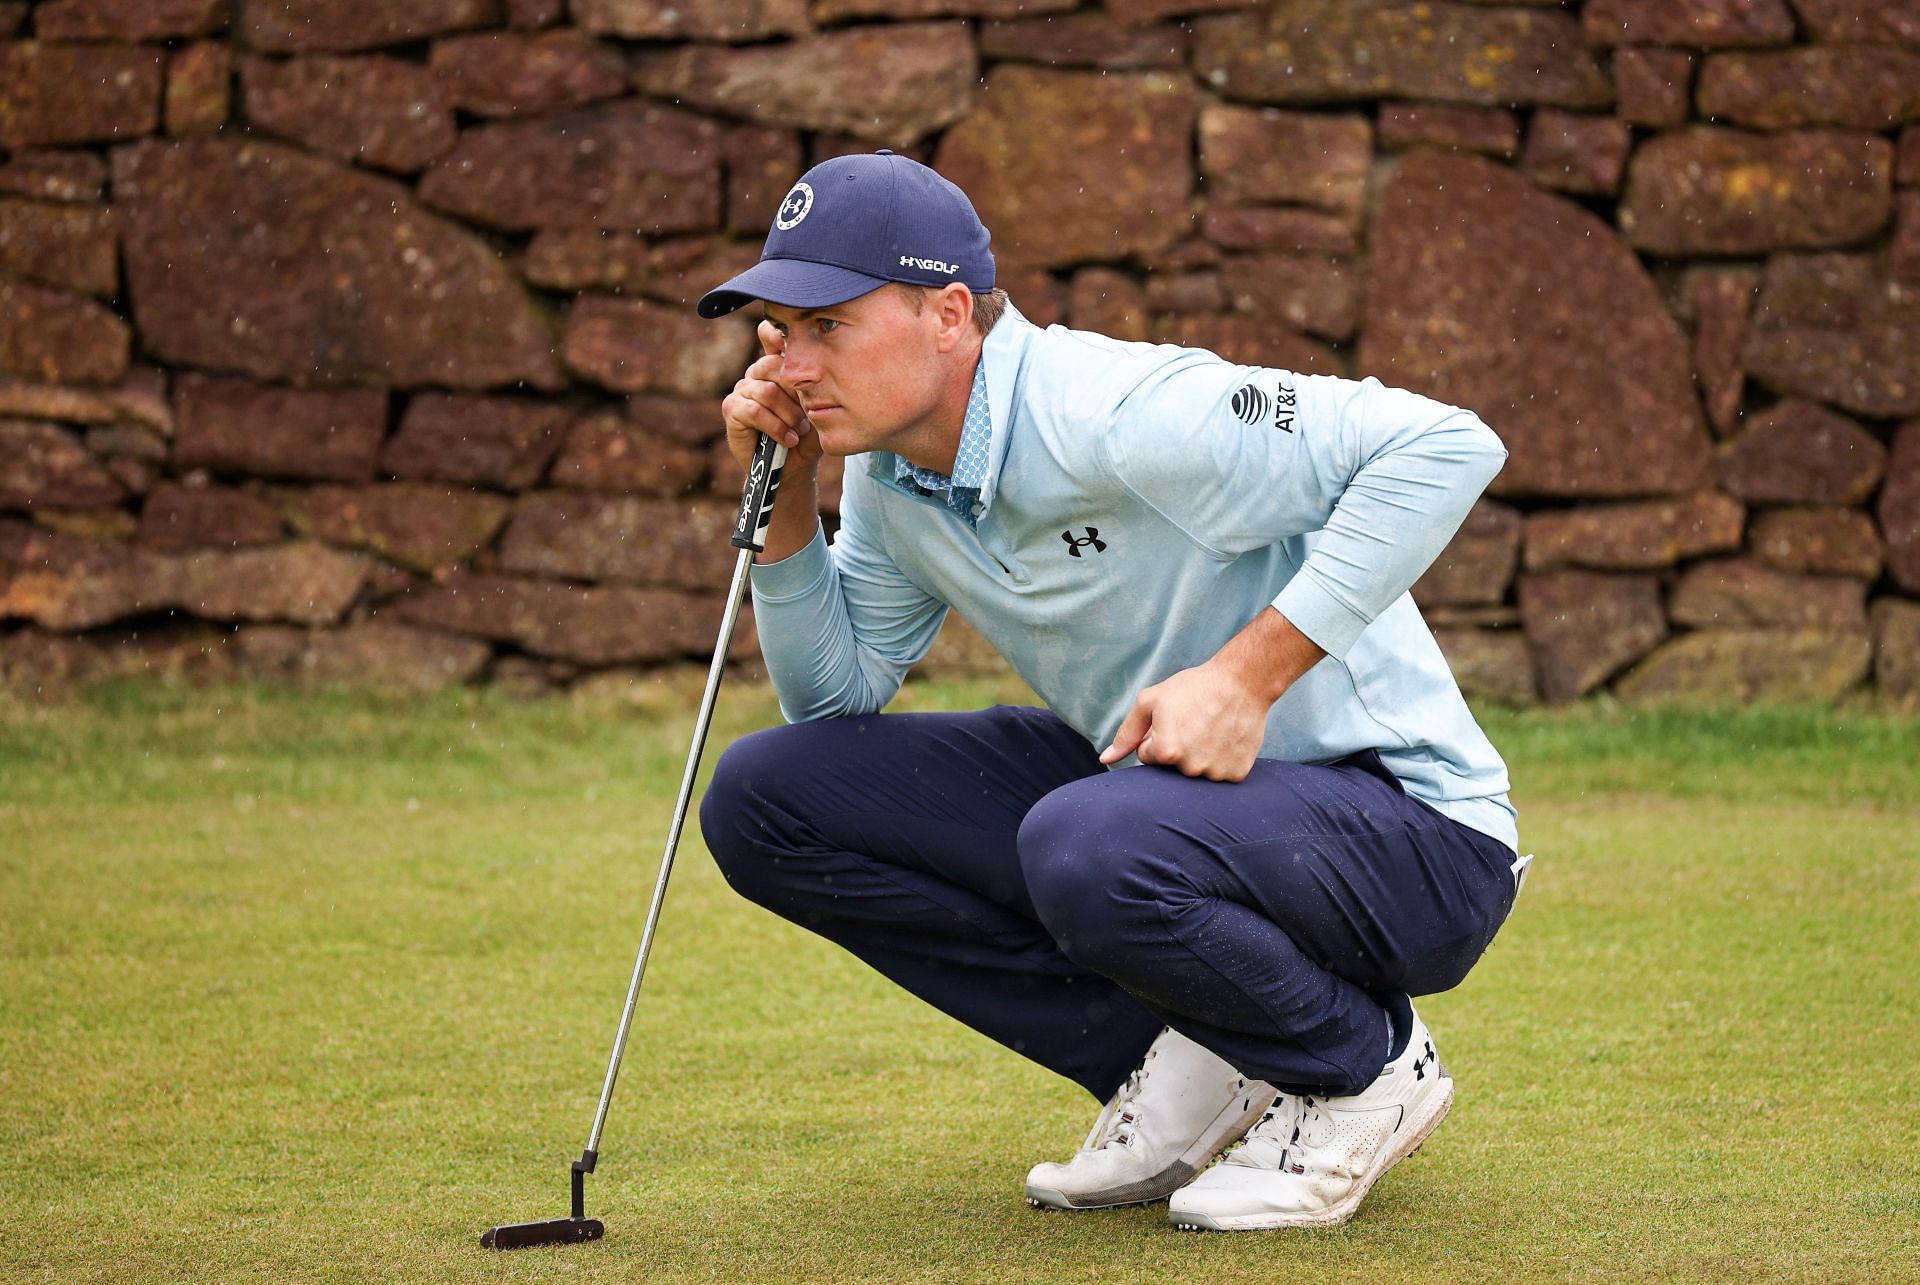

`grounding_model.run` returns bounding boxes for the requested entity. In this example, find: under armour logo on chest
[1062,528,1107,557]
